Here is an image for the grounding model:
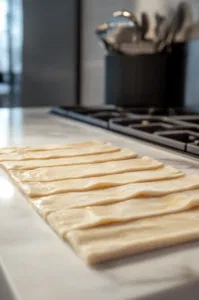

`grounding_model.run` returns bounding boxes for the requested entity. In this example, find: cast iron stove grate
[51,106,199,157]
